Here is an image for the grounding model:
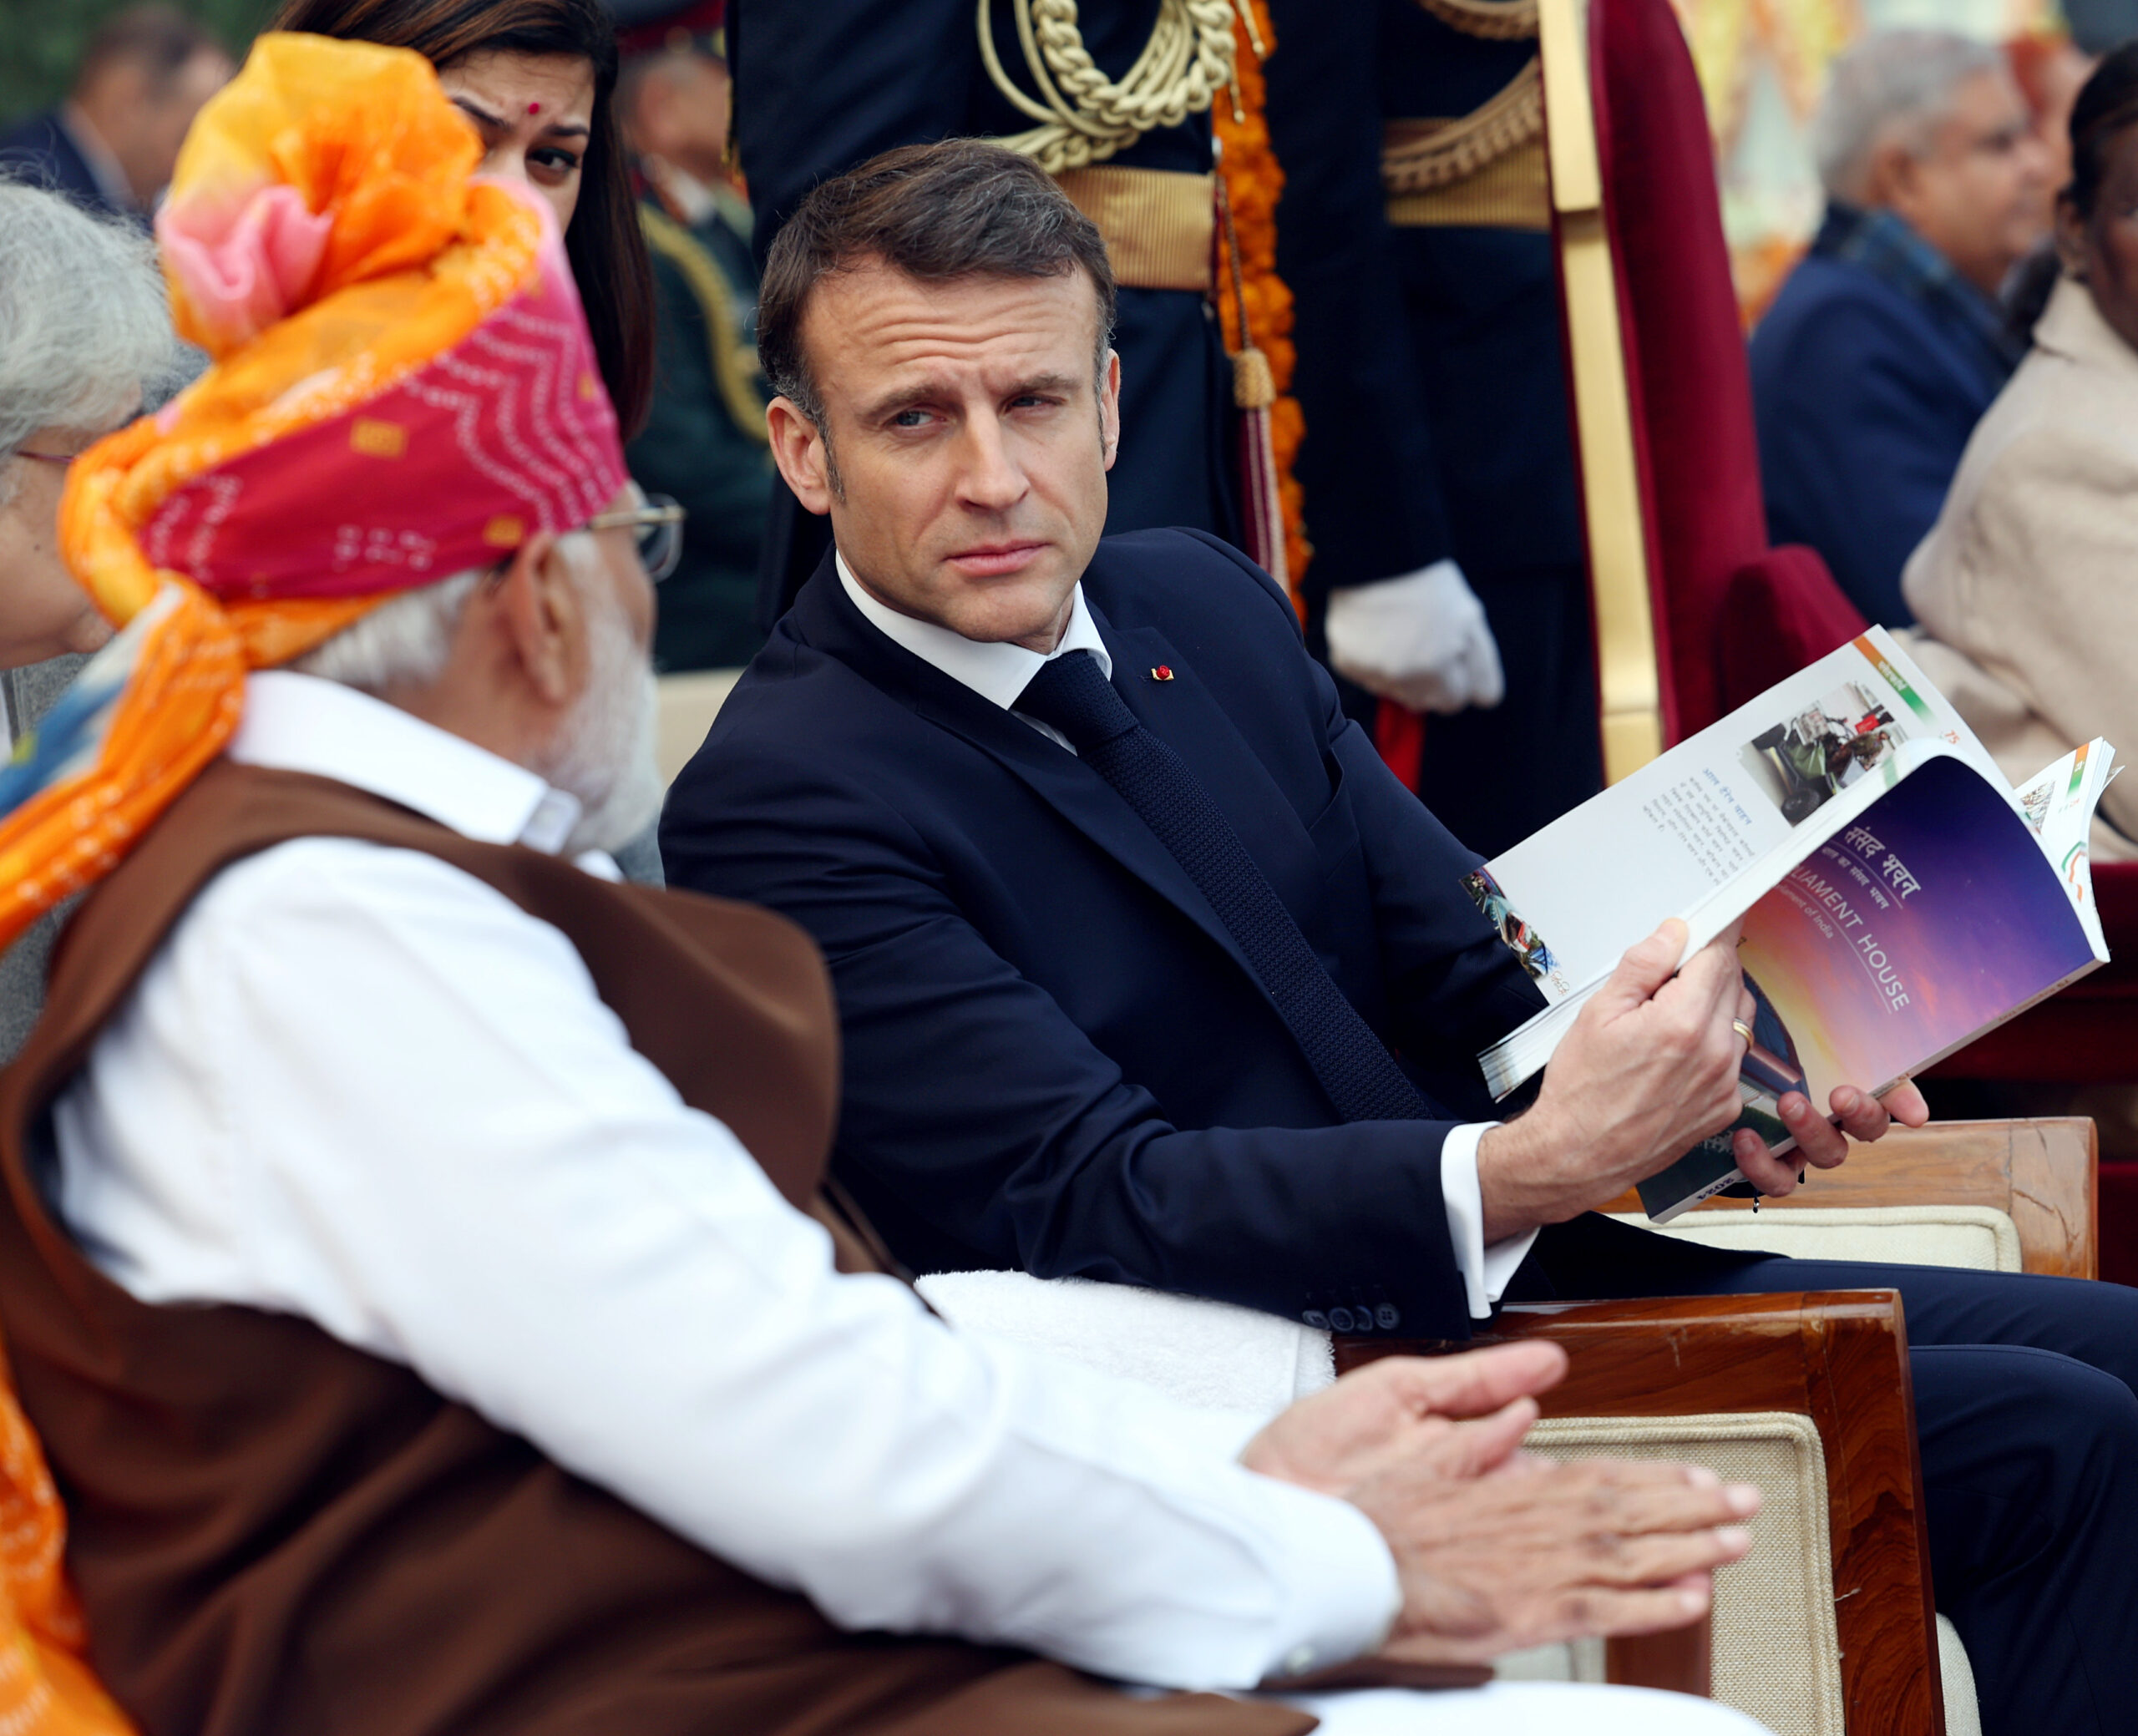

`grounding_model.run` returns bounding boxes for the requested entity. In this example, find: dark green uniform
[628,188,776,671]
